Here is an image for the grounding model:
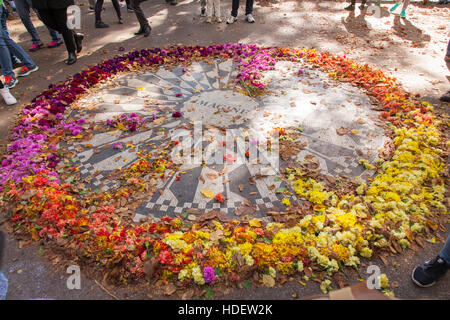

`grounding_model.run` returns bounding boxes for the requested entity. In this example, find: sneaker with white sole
[3,76,18,89]
[17,65,39,77]
[226,15,237,24]
[246,14,255,23]
[216,16,222,23]
[0,87,17,105]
